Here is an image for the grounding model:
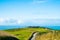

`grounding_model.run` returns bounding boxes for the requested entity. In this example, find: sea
[46,26,60,30]
[0,25,23,30]
[0,26,60,30]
